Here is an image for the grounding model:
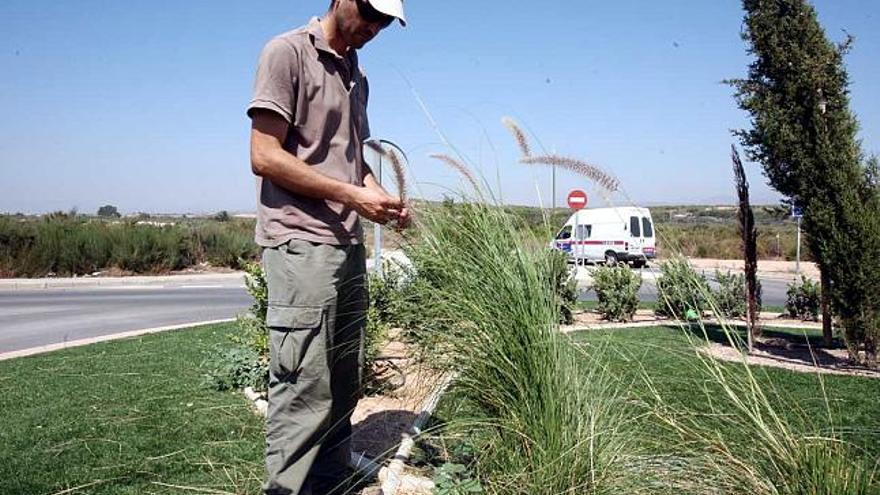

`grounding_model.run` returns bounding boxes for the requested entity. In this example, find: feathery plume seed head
[386,148,408,204]
[429,153,481,193]
[521,154,620,192]
[502,117,532,158]
[364,141,384,156]
[364,140,409,203]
